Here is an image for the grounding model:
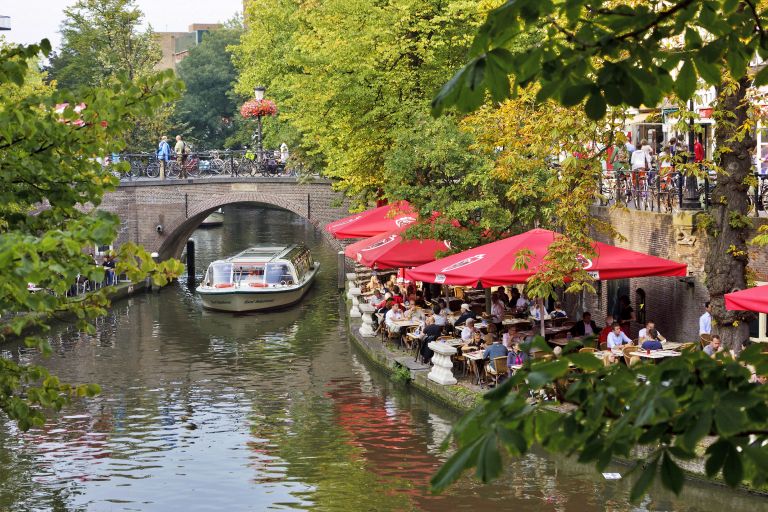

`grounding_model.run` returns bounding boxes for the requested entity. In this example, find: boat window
[235,266,265,284]
[210,263,233,284]
[265,263,294,285]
